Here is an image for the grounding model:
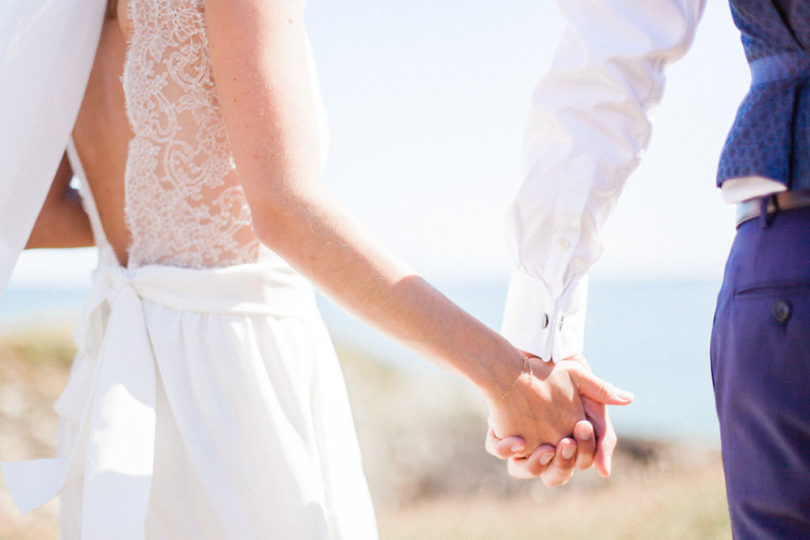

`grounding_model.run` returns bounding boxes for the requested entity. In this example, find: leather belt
[736,190,810,228]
